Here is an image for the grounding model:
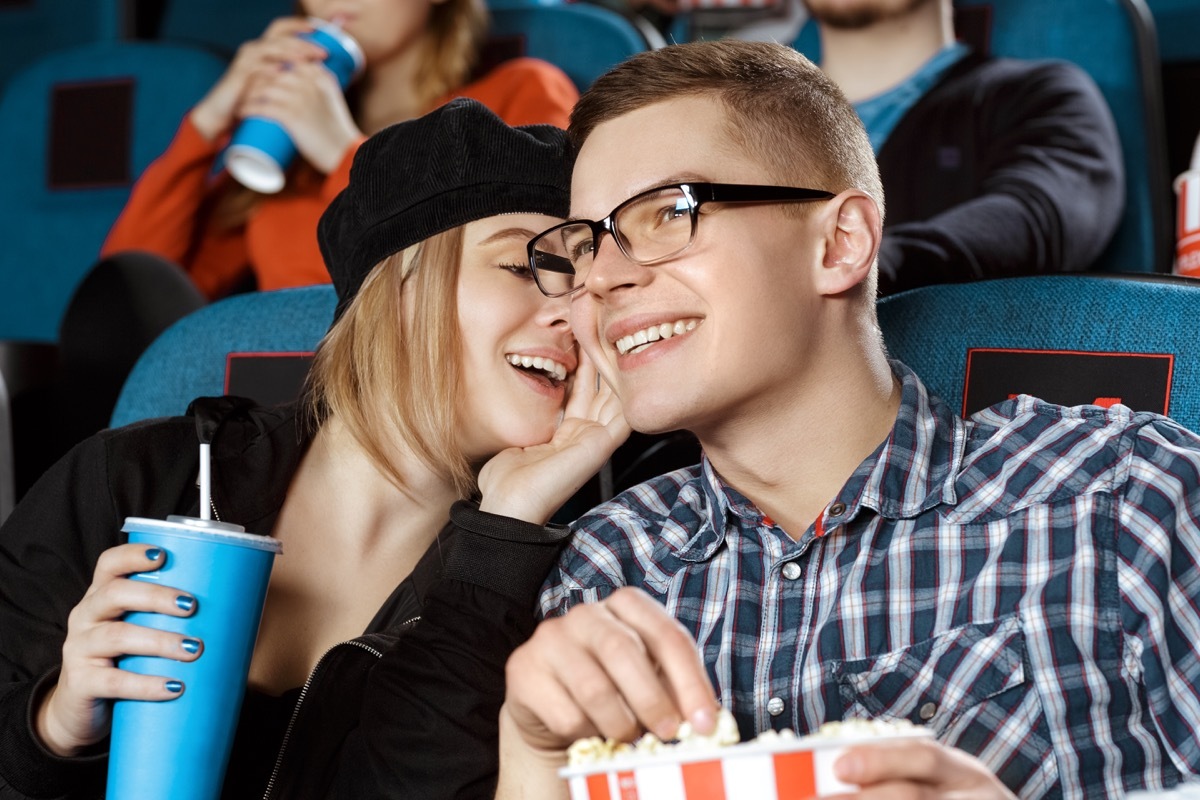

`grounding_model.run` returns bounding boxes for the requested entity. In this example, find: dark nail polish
[175,595,195,612]
[164,680,183,693]
[181,638,200,655]
[145,548,162,561]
